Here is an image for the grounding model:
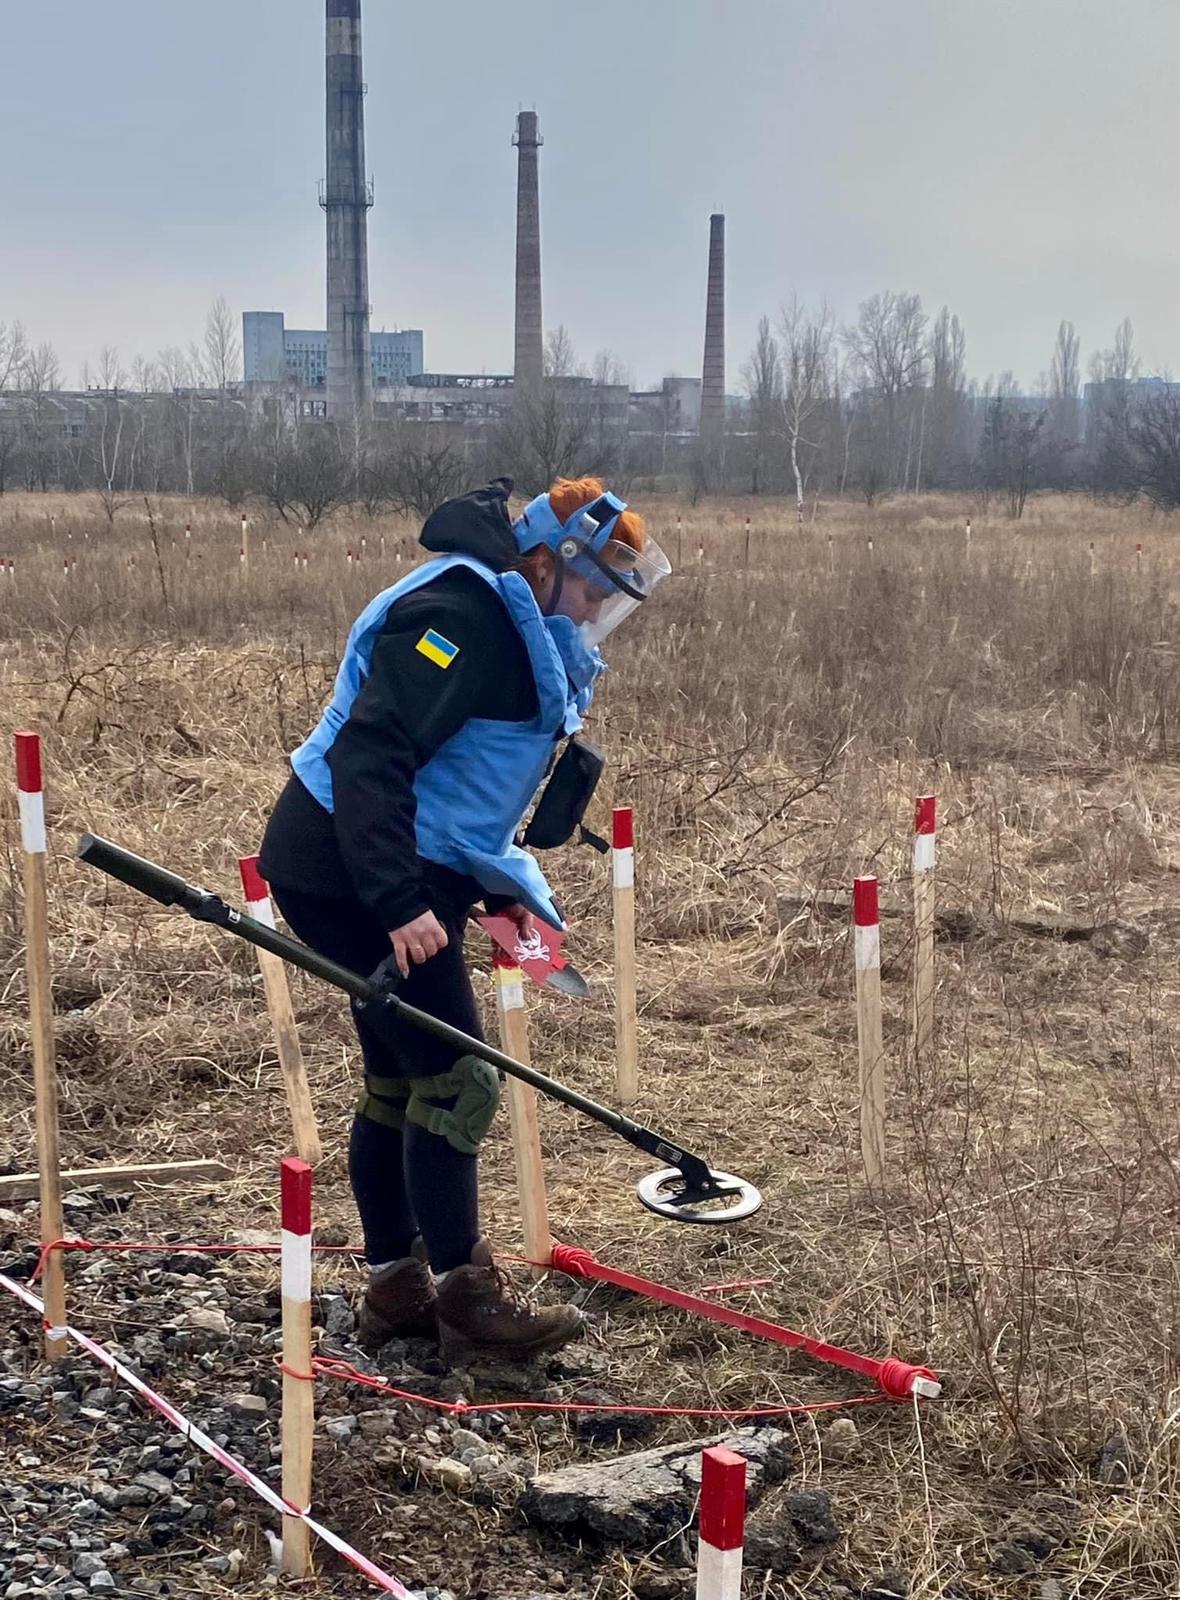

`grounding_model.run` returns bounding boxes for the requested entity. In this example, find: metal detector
[77,835,762,1226]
